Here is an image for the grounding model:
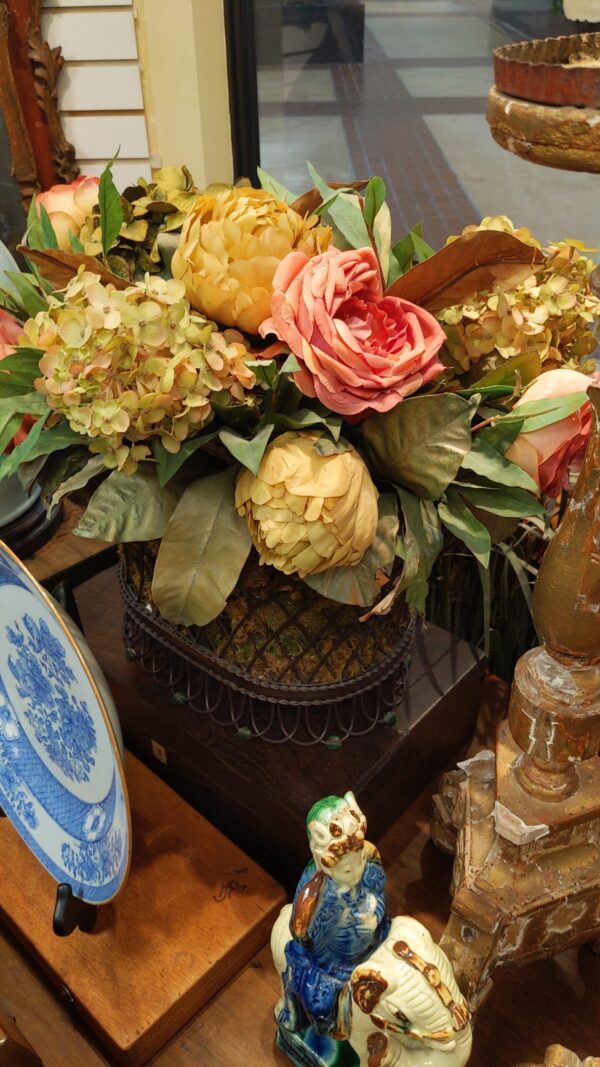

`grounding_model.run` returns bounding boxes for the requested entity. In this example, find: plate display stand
[0,752,286,1066]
